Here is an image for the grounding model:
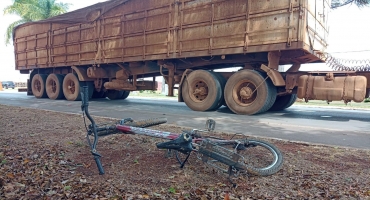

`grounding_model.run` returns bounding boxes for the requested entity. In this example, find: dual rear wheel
[182,70,295,115]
